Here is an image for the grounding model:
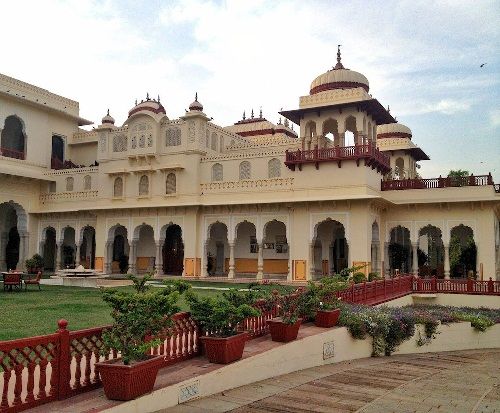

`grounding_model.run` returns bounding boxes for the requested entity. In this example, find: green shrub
[185,291,260,337]
[368,272,380,282]
[352,272,366,284]
[100,274,185,365]
[454,312,494,332]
